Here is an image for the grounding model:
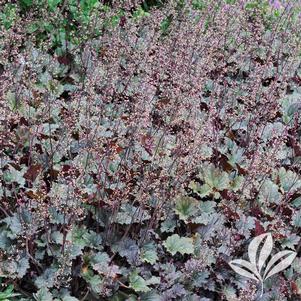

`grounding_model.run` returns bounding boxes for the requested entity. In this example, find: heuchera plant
[0,0,301,300]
